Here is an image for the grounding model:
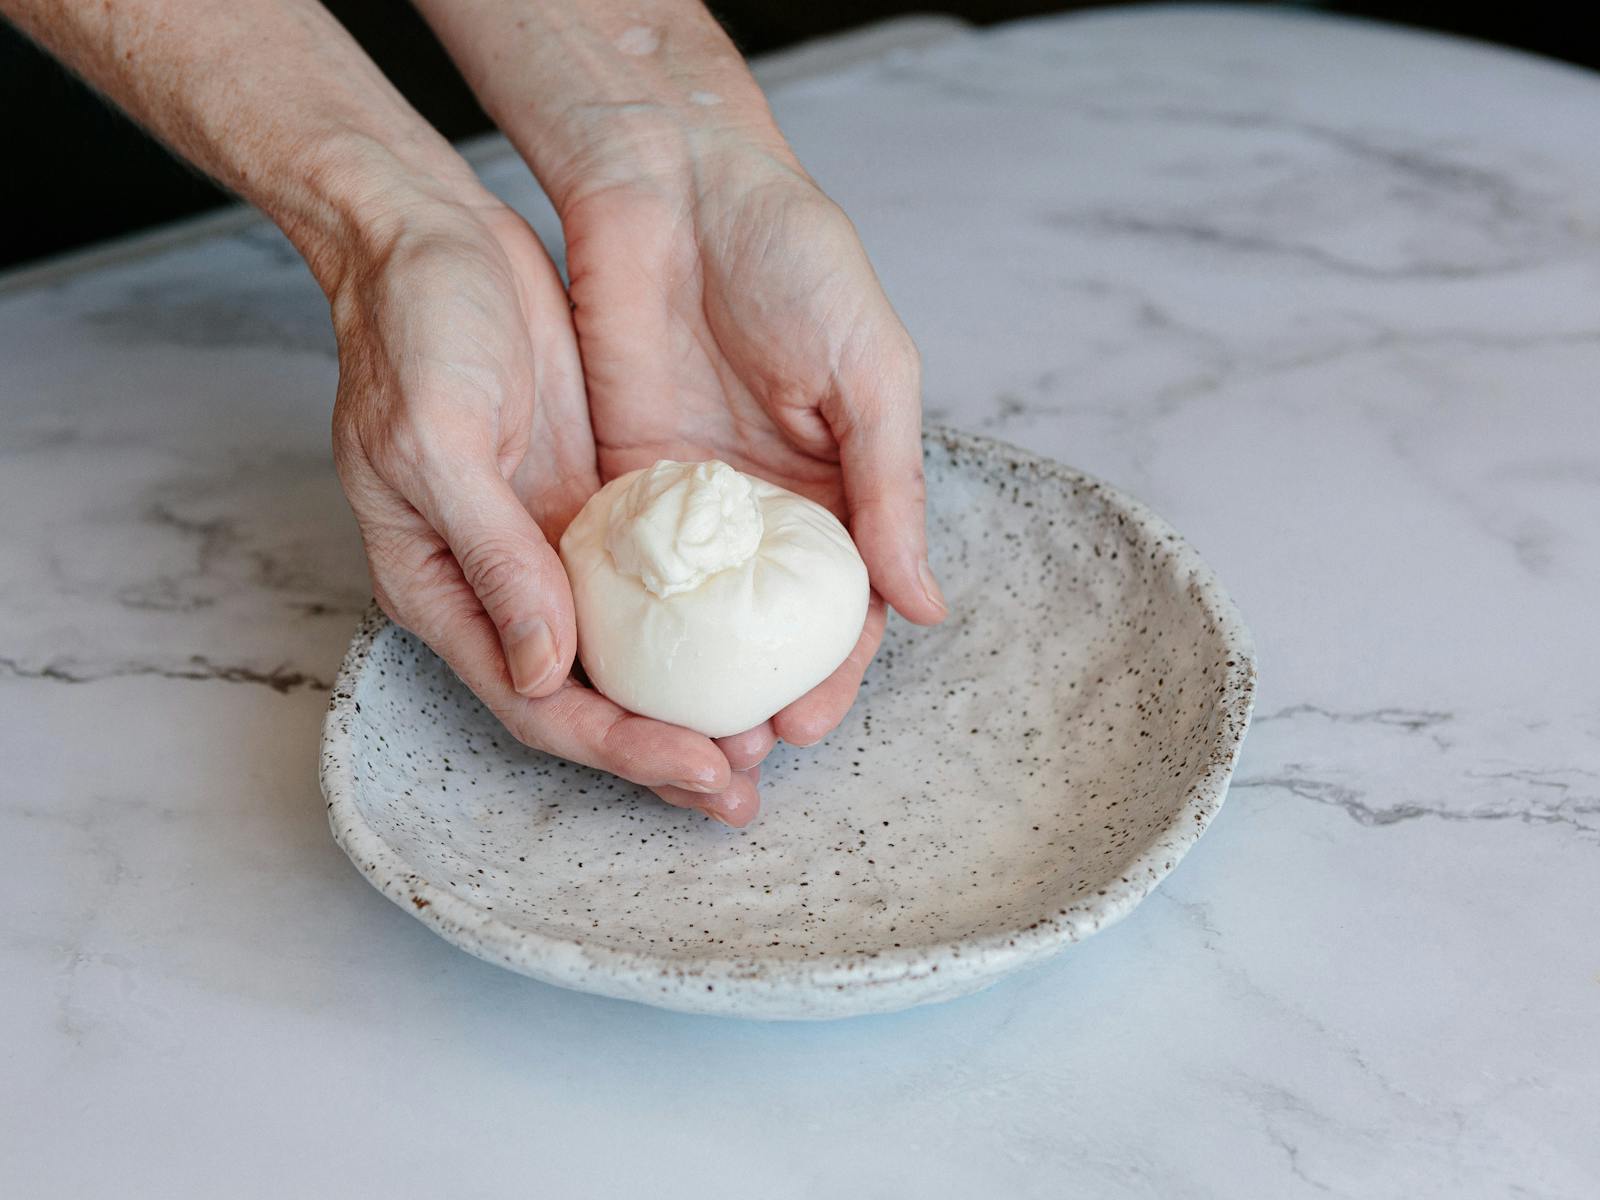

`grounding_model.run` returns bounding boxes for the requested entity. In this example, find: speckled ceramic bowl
[321,428,1256,1019]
